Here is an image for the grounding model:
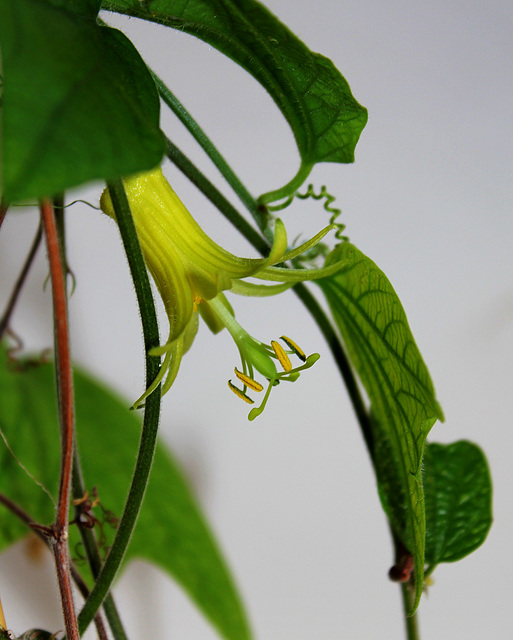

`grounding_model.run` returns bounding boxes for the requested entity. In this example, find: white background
[0,0,512,638]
